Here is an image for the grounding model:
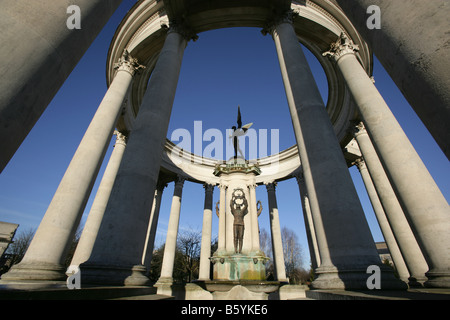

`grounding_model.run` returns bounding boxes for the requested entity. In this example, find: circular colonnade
[4,0,448,294]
